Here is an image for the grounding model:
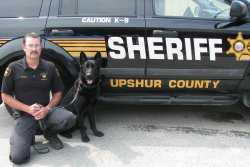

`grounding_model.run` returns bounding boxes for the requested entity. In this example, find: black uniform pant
[9,107,76,164]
